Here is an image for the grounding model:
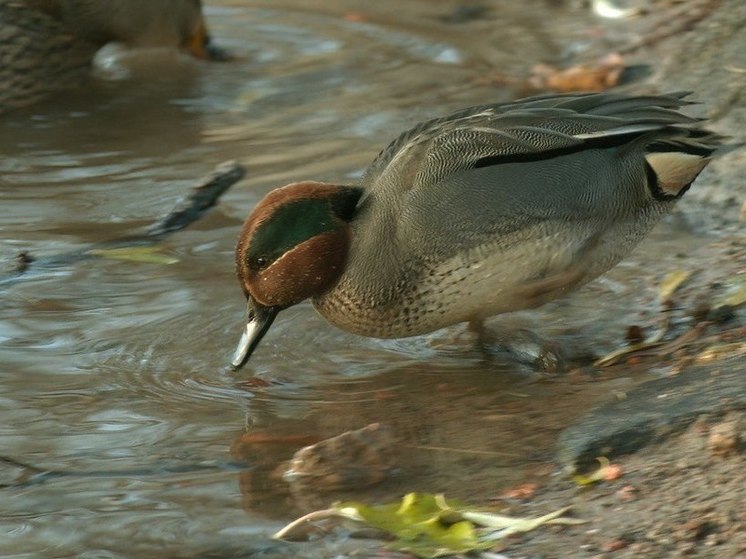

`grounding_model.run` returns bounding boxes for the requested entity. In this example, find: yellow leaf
[334,494,490,558]
[658,269,692,301]
[572,457,622,486]
[715,274,746,308]
[88,246,178,265]
[695,342,746,363]
[275,493,585,557]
